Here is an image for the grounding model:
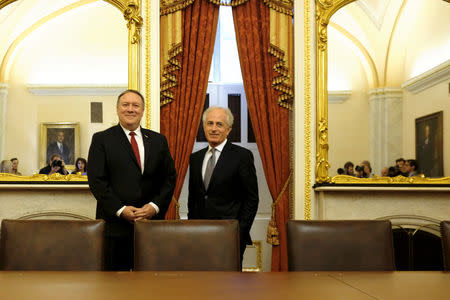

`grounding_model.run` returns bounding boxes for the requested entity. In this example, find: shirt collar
[120,123,141,137]
[208,139,227,153]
